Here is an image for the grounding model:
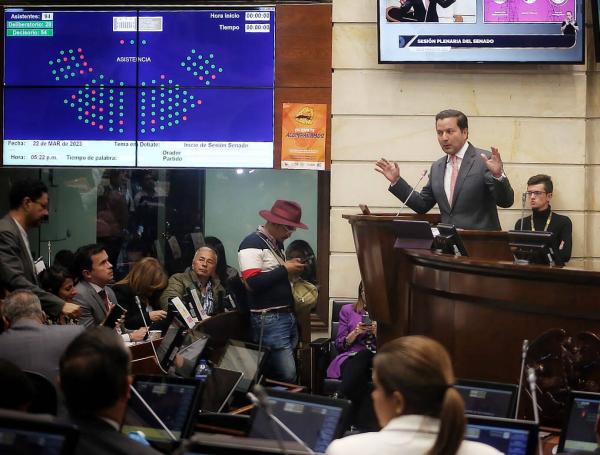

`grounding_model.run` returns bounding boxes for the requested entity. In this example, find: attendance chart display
[2,8,275,167]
